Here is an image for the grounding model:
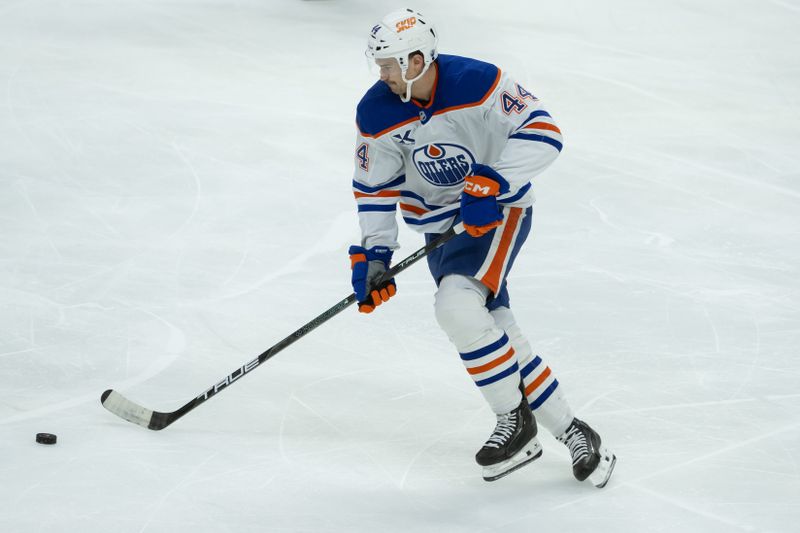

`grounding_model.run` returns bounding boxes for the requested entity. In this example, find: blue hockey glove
[460,164,511,237]
[348,245,396,313]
